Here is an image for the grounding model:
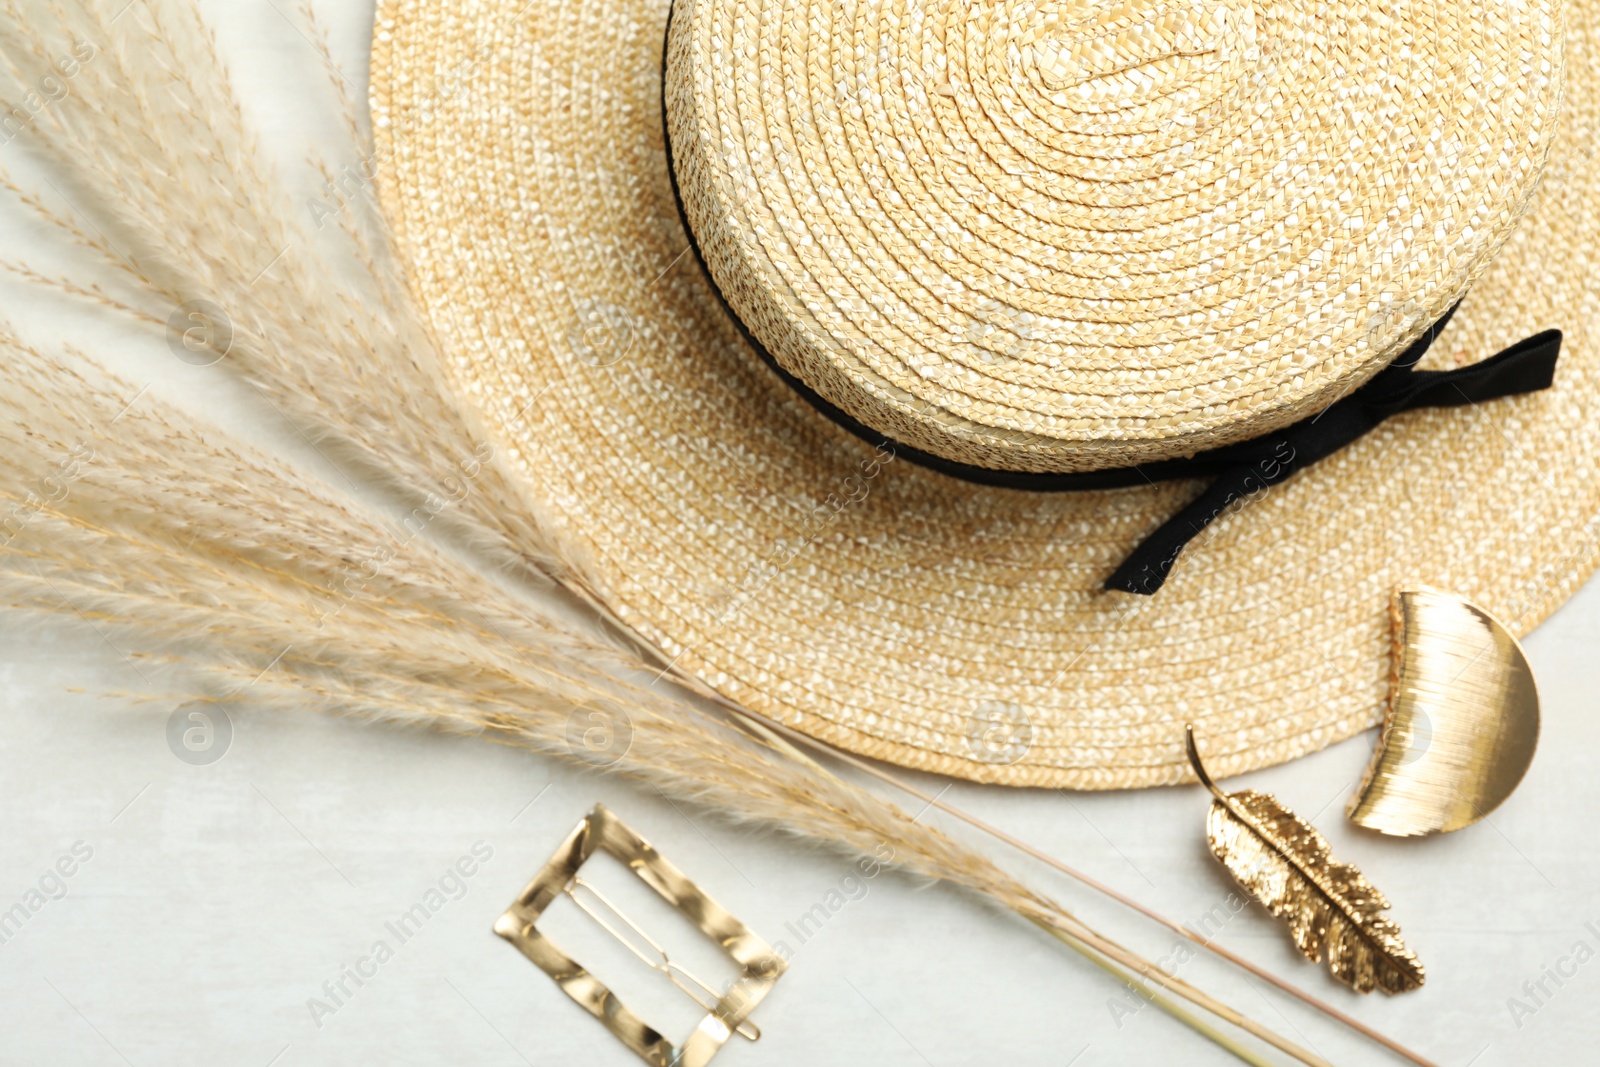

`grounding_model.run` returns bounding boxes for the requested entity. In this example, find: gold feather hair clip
[1186,727,1425,995]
